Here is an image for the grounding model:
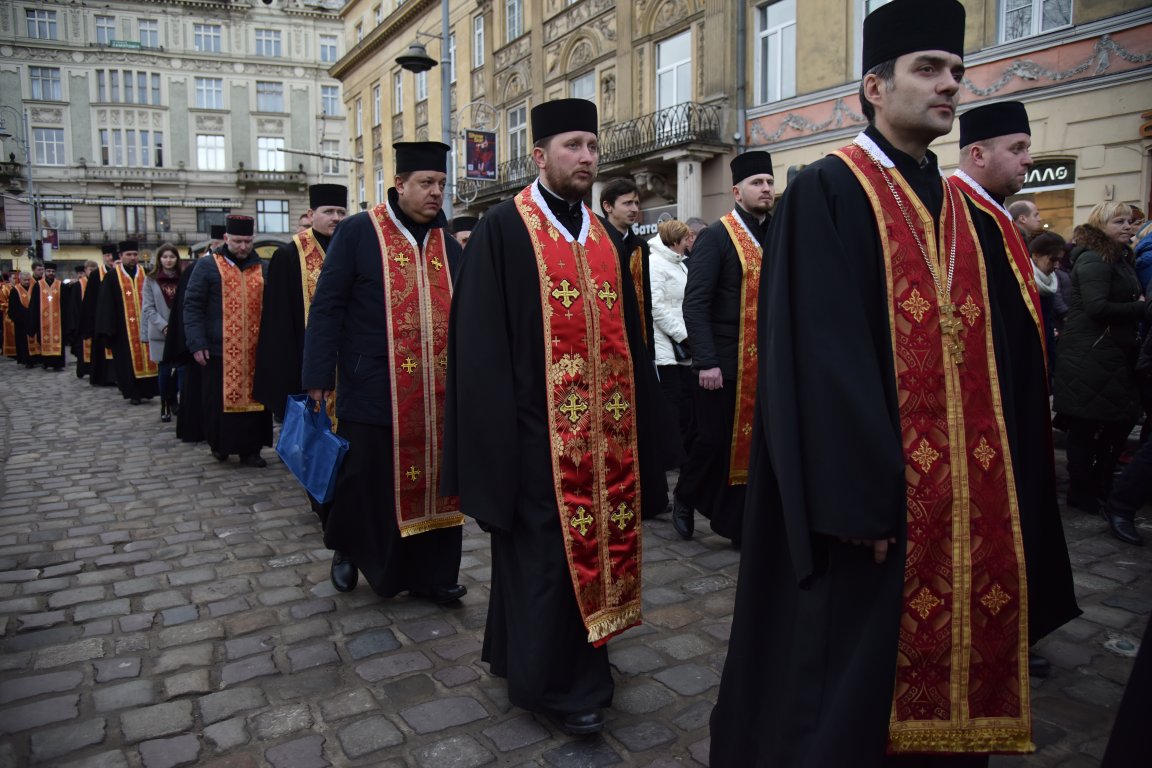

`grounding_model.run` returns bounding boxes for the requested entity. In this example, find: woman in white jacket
[648,219,695,453]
